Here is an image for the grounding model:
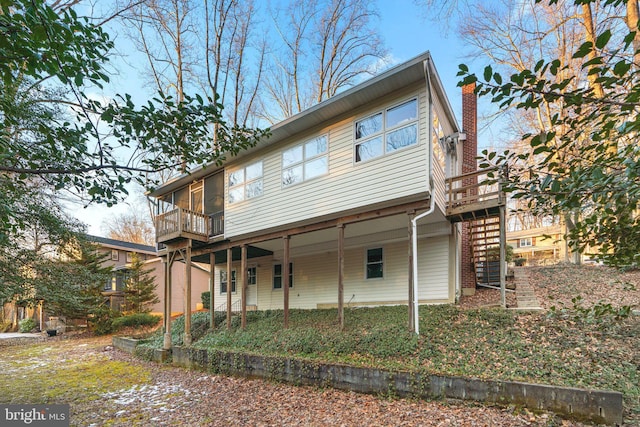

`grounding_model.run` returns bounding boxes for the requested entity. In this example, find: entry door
[247,266,257,306]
